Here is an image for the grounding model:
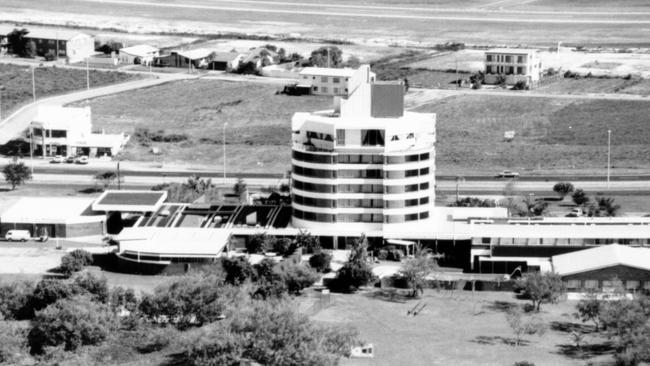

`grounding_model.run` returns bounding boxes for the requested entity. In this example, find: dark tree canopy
[553,182,575,198]
[3,161,32,190]
[515,272,565,312]
[309,46,343,68]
